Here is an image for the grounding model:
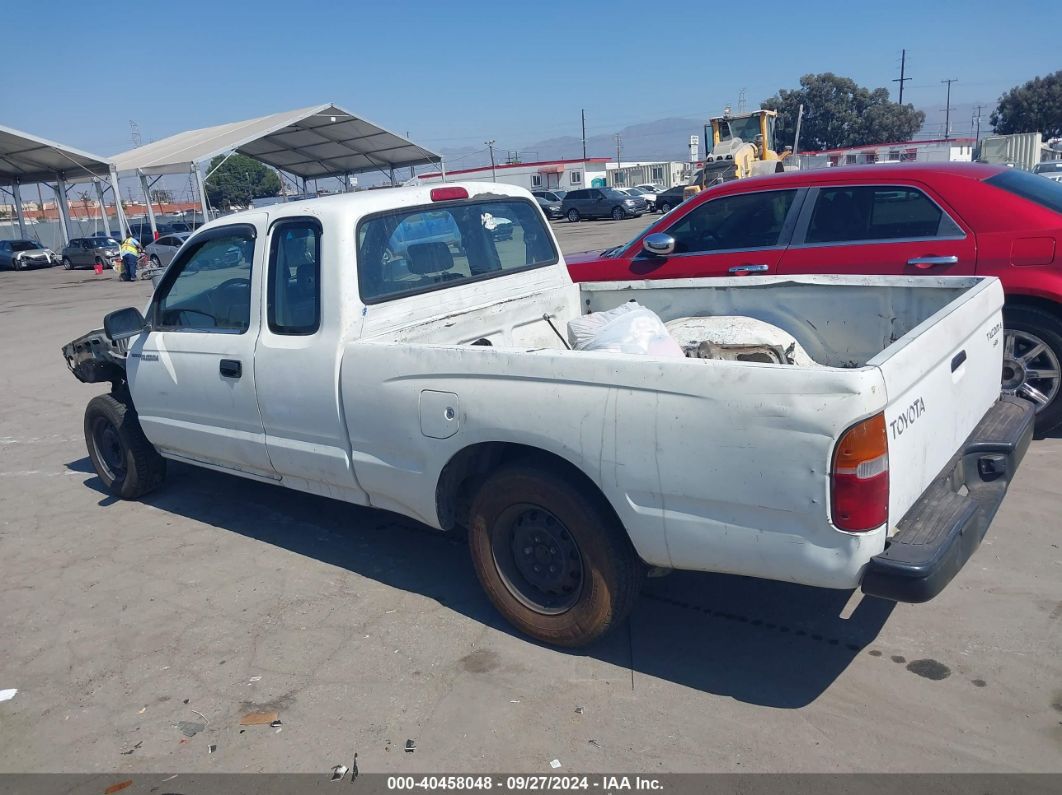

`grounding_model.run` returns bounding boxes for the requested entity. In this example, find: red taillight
[831,413,889,532]
[430,186,468,202]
